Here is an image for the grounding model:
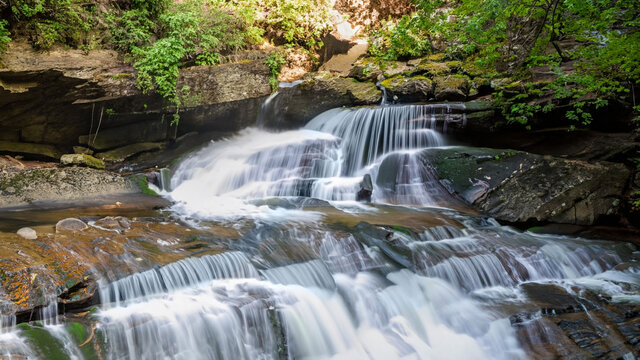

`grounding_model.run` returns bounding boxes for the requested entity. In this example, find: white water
[3,103,639,359]
[170,105,454,219]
